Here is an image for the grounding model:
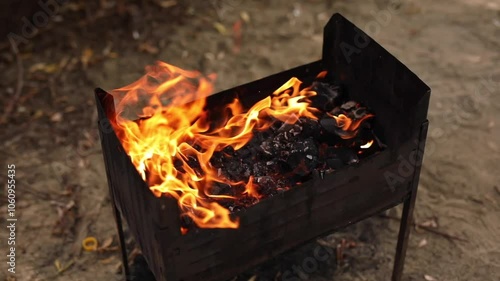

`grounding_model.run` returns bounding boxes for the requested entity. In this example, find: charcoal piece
[279,149,291,158]
[270,121,284,131]
[241,163,252,177]
[269,122,303,145]
[275,121,295,133]
[209,182,223,196]
[319,117,358,139]
[289,138,318,155]
[228,204,248,213]
[247,132,264,147]
[304,153,319,169]
[248,145,264,161]
[329,106,344,116]
[255,130,275,143]
[255,176,275,185]
[353,107,368,119]
[222,145,235,155]
[285,123,303,138]
[310,81,341,111]
[340,100,357,111]
[254,176,279,197]
[286,154,308,176]
[286,152,318,176]
[298,117,321,138]
[335,129,356,140]
[259,141,273,156]
[235,147,251,158]
[253,162,271,177]
[224,160,248,180]
[210,151,225,167]
[209,182,234,196]
[273,132,290,144]
[319,117,338,134]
